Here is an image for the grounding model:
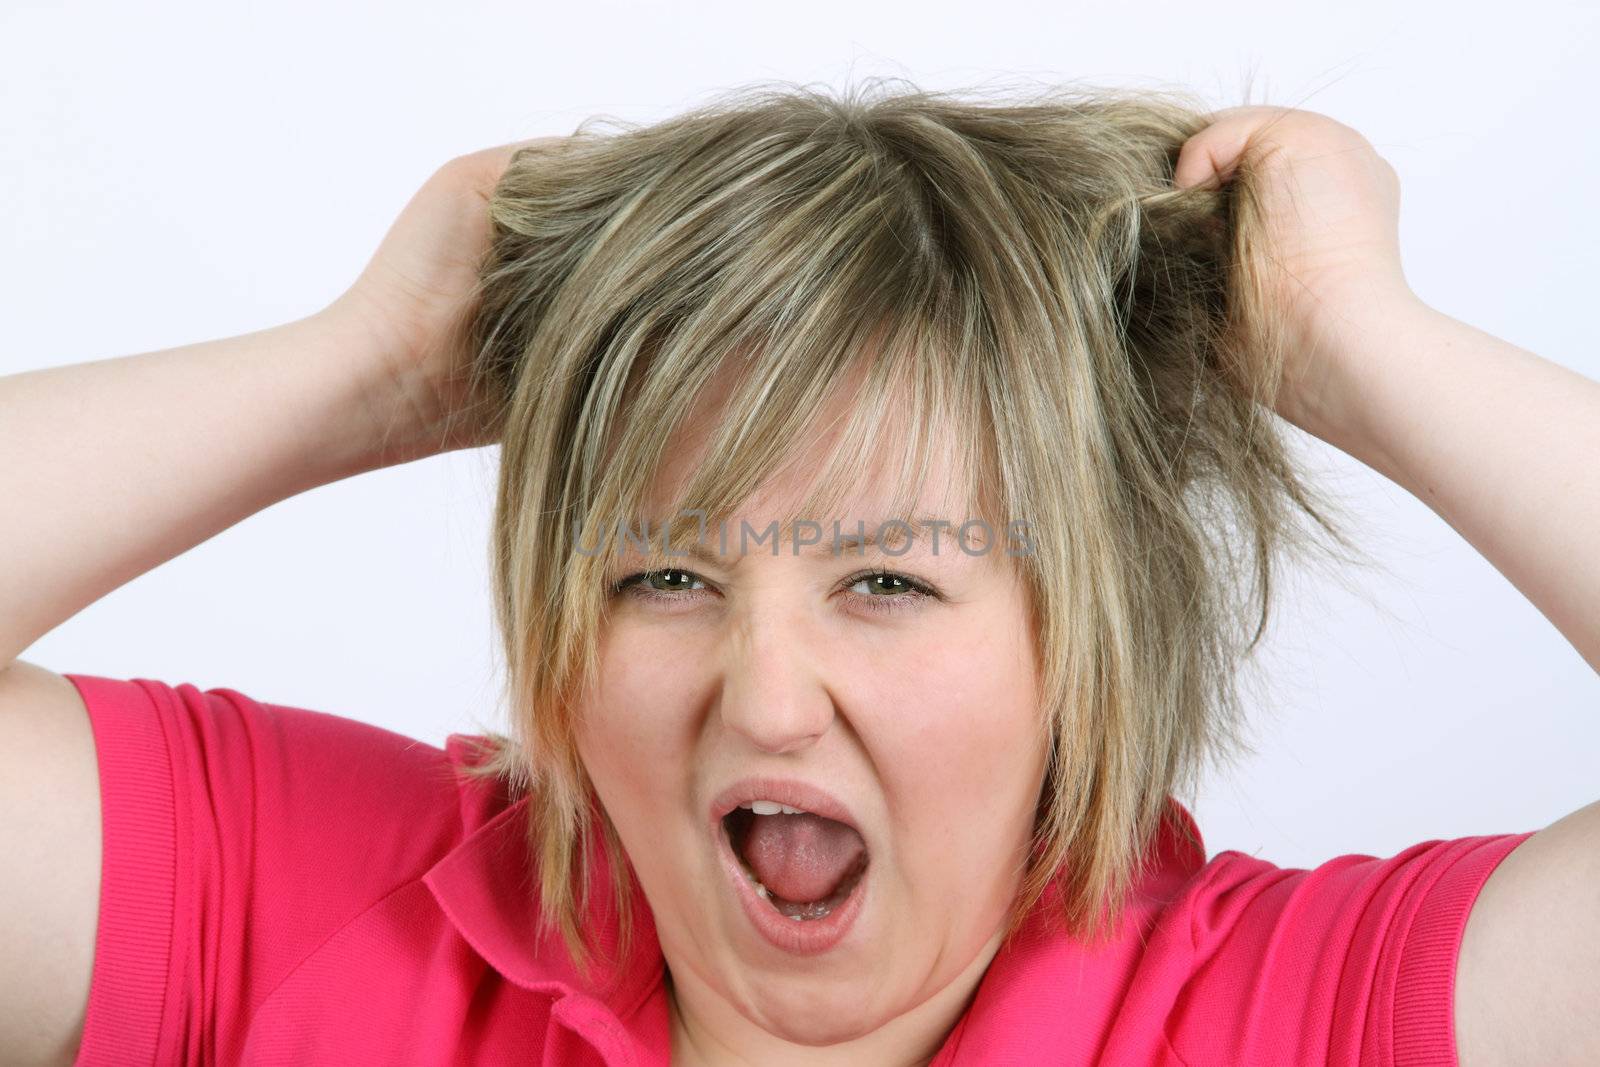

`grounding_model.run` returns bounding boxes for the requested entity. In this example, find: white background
[4,1,1596,871]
